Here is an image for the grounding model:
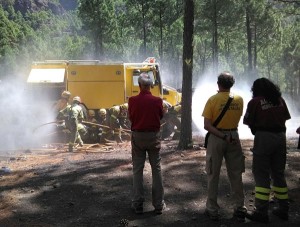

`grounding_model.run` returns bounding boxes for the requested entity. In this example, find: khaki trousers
[205,131,245,213]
